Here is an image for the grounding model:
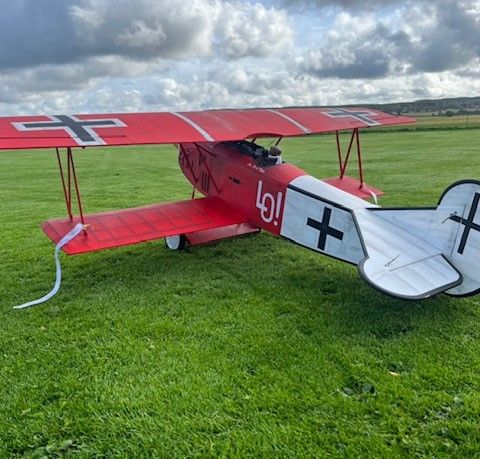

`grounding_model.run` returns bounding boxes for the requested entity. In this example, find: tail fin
[356,180,480,299]
[437,180,480,297]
